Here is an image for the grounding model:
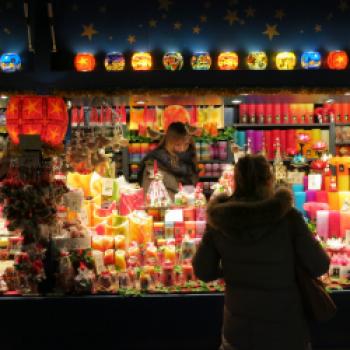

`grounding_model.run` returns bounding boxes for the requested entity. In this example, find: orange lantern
[327,50,348,70]
[74,53,96,72]
[163,105,190,130]
[6,95,68,147]
[218,52,238,70]
[131,52,152,71]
